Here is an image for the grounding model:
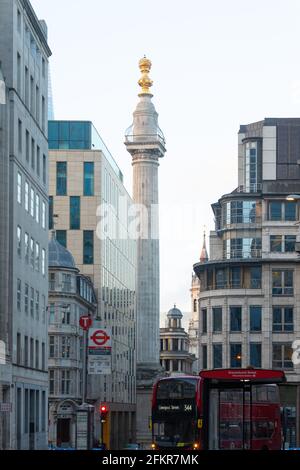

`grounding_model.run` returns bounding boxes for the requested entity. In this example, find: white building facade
[194,118,300,448]
[0,0,51,449]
